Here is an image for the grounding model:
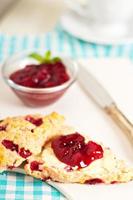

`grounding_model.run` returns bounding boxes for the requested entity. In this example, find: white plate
[1,58,133,200]
[61,11,133,45]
